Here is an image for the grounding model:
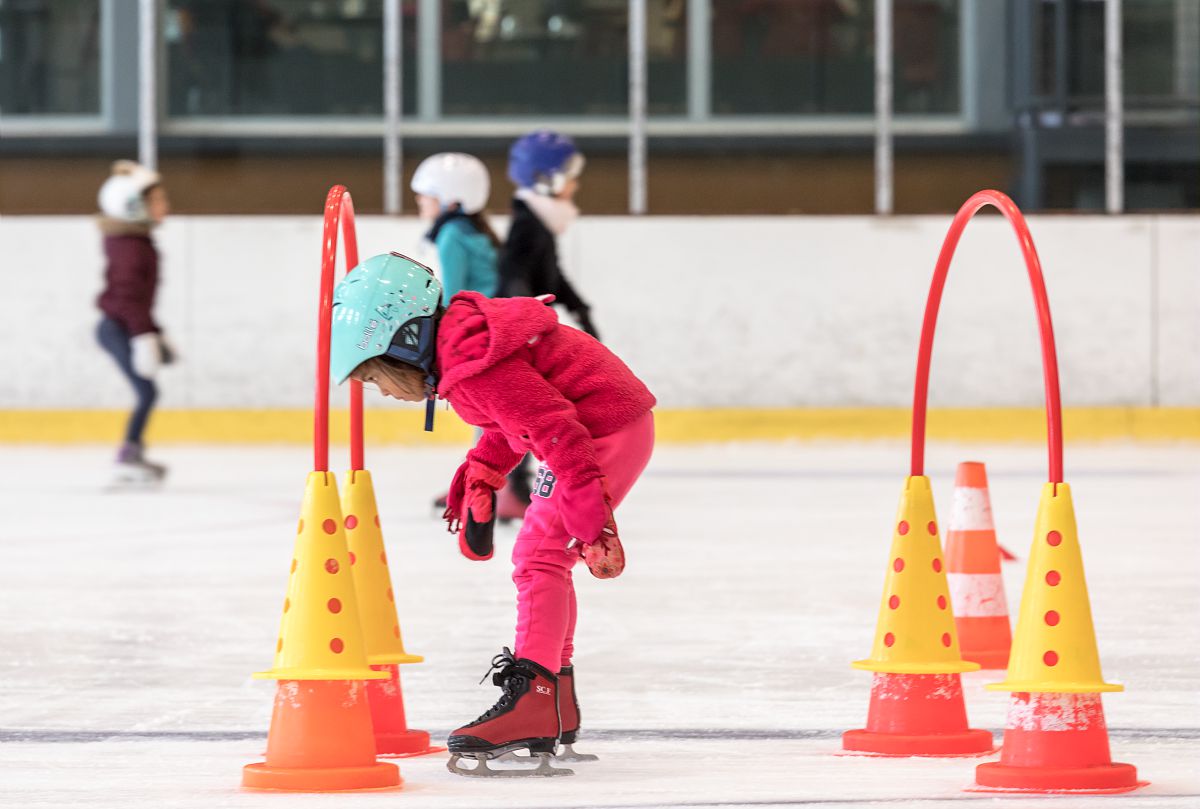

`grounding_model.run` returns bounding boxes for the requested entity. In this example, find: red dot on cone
[883,632,895,647]
[893,558,905,572]
[348,551,356,565]
[932,558,943,573]
[937,595,947,610]
[1046,570,1062,586]
[888,595,900,609]
[330,638,344,654]
[1044,650,1059,666]
[374,515,380,528]
[327,597,342,614]
[927,521,937,535]
[393,625,400,639]
[380,551,387,565]
[898,521,910,536]
[296,519,304,534]
[1047,530,1062,547]
[325,558,339,574]
[322,519,336,535]
[1045,610,1060,626]
[387,587,394,602]
[345,514,358,530]
[941,633,952,647]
